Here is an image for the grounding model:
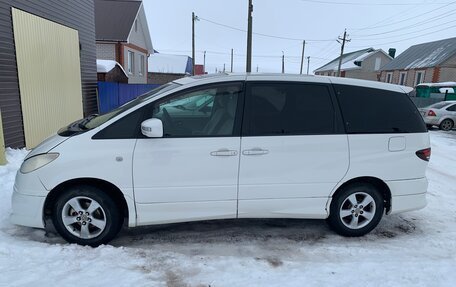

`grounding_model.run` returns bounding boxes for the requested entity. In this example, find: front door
[133,82,244,225]
[238,81,349,218]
